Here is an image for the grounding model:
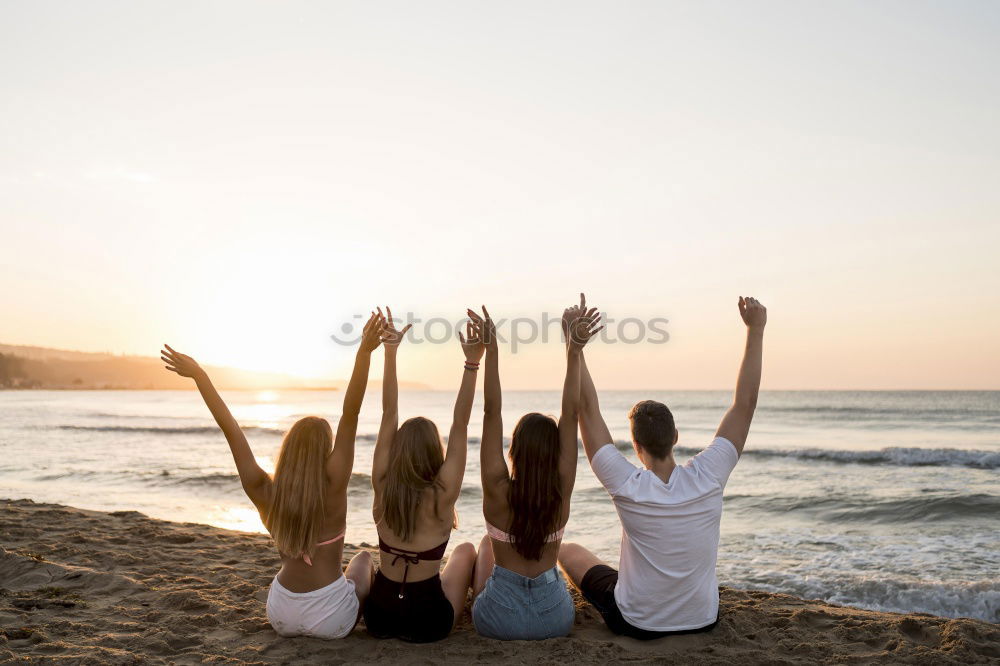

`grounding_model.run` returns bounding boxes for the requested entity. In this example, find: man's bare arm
[579,353,613,461]
[716,296,767,455]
